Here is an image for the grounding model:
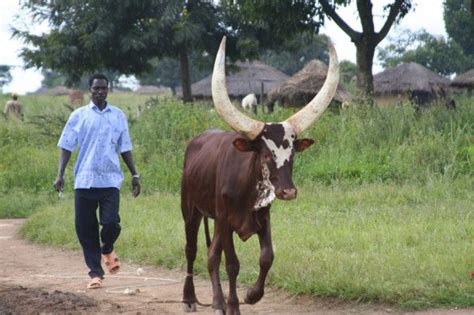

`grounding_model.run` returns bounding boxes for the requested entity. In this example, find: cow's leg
[183,210,202,312]
[208,225,226,313]
[245,217,274,305]
[223,229,241,315]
